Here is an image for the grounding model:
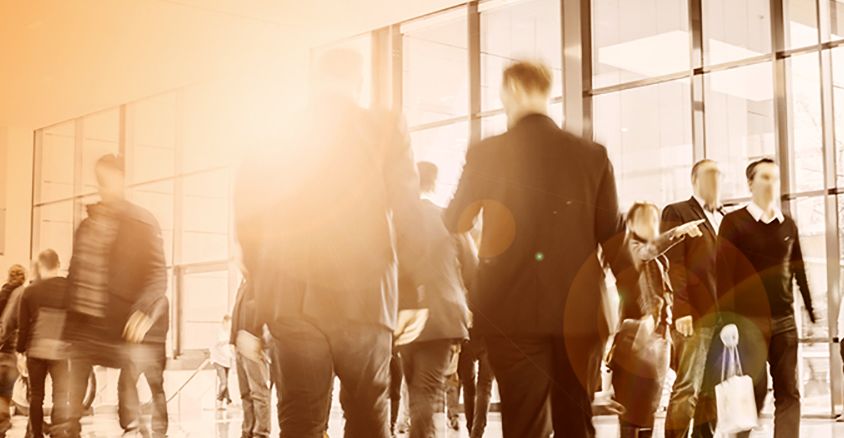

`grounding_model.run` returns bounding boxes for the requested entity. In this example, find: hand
[123,311,154,344]
[16,354,27,377]
[720,323,739,348]
[674,219,706,239]
[675,315,694,337]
